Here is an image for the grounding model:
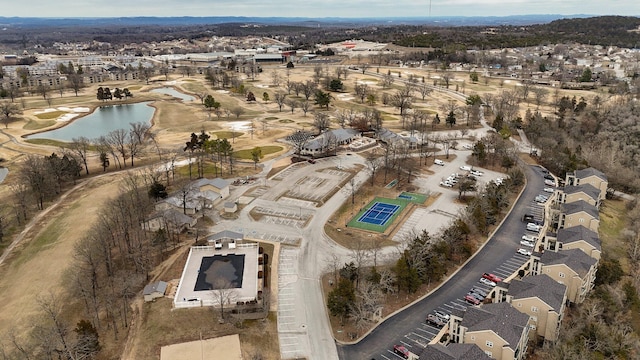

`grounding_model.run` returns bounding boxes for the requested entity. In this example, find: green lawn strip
[25,138,71,147]
[398,191,428,204]
[234,146,283,159]
[23,119,56,130]
[34,110,67,120]
[212,131,244,139]
[174,162,221,178]
[347,196,410,233]
[12,215,65,268]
